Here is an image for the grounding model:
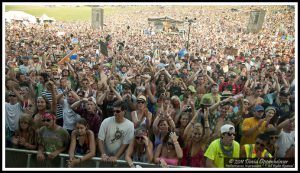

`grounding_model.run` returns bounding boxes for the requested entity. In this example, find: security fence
[5,148,189,168]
